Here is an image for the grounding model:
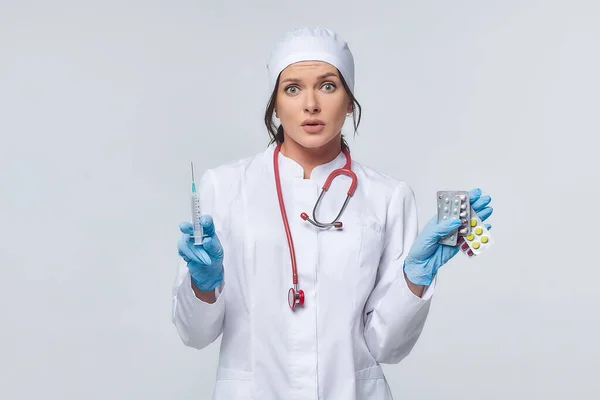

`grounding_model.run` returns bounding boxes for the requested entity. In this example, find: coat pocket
[355,365,393,399]
[355,364,384,380]
[213,368,253,399]
[357,215,384,264]
[216,368,252,380]
[355,215,385,298]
